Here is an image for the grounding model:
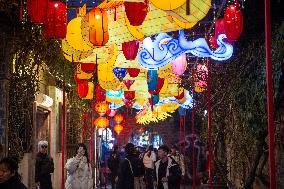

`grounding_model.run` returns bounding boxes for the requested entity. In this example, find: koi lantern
[114,124,123,135]
[171,54,187,76]
[93,101,109,116]
[27,0,48,24]
[85,8,109,46]
[114,114,124,124]
[124,0,149,26]
[122,40,139,60]
[44,1,67,39]
[94,117,109,128]
[224,4,243,40]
